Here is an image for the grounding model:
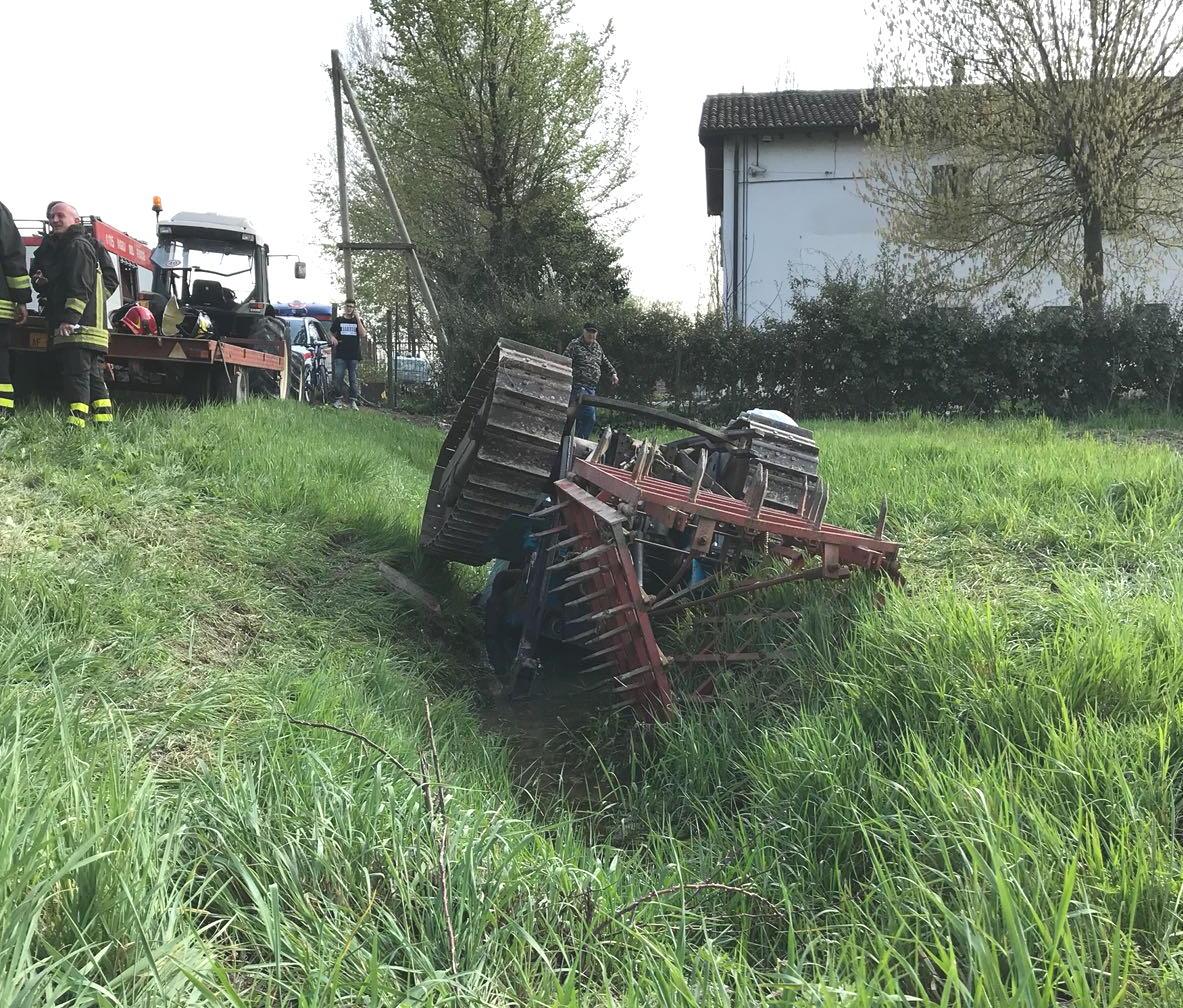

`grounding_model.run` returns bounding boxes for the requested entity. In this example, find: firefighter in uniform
[30,202,112,427]
[0,201,32,421]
